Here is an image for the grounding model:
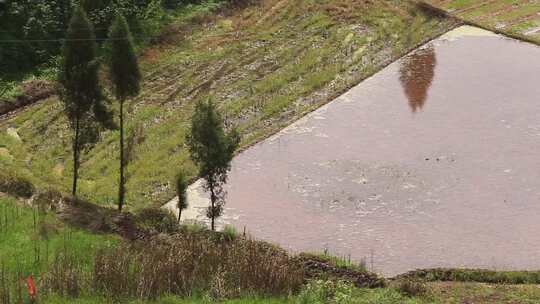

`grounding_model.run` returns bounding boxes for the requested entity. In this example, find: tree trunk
[210,187,216,231]
[178,209,182,223]
[118,98,125,212]
[211,201,215,231]
[72,116,80,197]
